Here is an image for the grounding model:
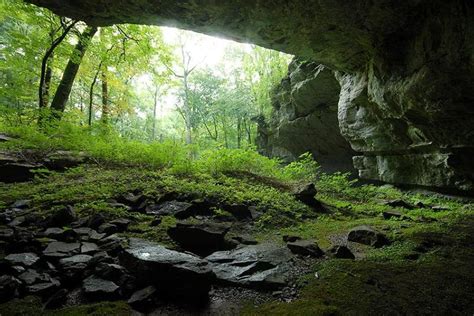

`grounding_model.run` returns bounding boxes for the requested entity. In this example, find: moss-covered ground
[1,165,473,315]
